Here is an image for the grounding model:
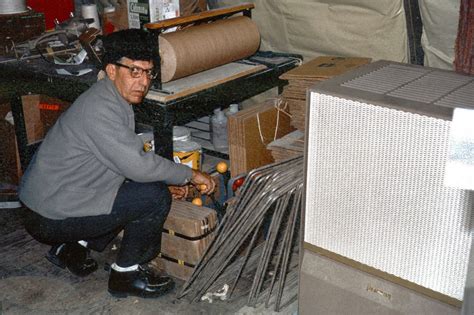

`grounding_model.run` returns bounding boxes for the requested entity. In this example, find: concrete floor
[0,207,298,315]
